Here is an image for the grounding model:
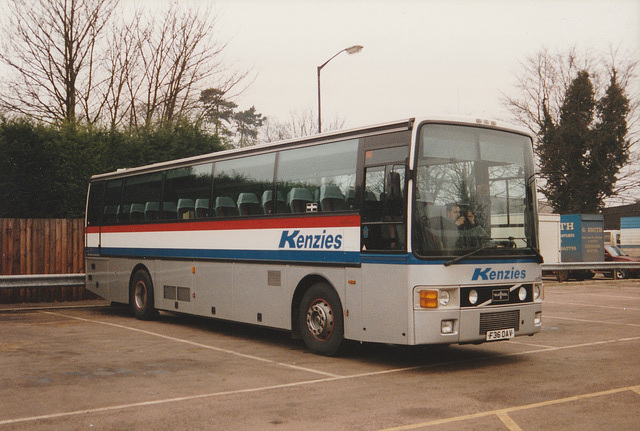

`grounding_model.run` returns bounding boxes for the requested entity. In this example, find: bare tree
[503,47,638,135]
[0,0,117,123]
[261,117,293,143]
[1,1,249,131]
[501,47,640,205]
[128,3,245,130]
[94,8,145,129]
[261,107,345,143]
